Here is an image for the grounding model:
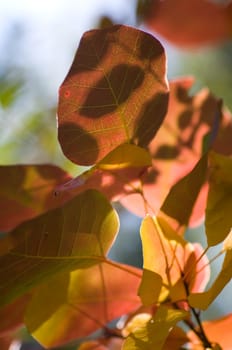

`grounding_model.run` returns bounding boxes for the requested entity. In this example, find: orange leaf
[58,24,168,165]
[143,0,232,48]
[187,313,232,349]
